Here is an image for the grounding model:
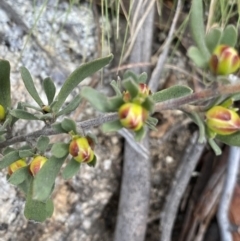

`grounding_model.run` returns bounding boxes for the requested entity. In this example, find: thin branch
[160,132,205,241]
[217,146,240,241]
[148,0,182,92]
